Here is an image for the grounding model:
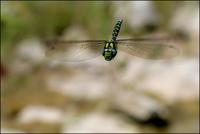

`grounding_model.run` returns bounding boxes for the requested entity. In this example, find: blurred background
[1,1,199,133]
